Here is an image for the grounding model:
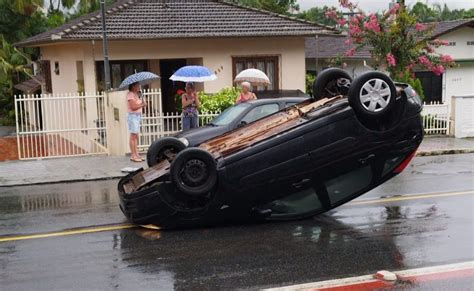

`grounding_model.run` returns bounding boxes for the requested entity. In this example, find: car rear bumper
[118,169,177,226]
